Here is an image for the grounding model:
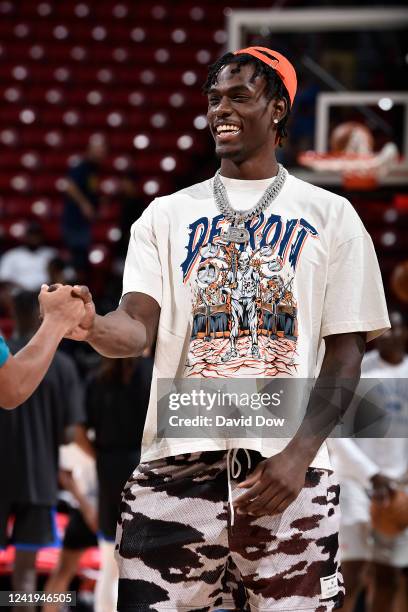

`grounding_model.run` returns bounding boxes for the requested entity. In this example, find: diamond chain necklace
[213,164,287,239]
